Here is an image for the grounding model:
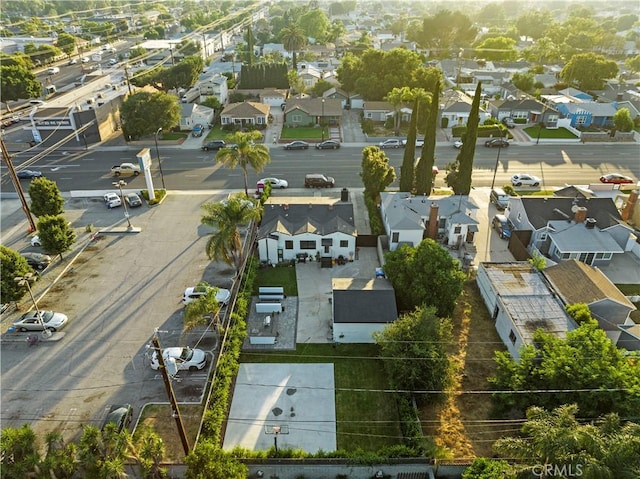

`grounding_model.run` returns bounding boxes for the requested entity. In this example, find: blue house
[556,102,618,128]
